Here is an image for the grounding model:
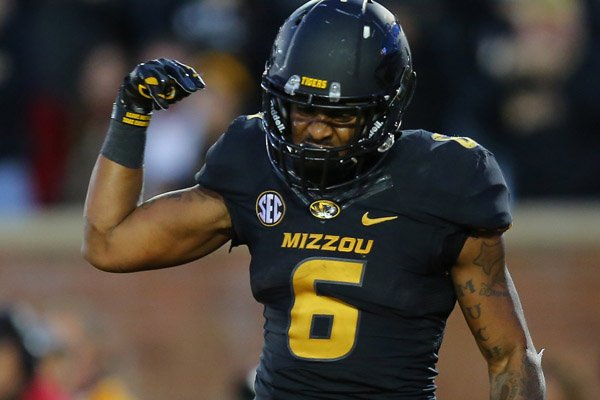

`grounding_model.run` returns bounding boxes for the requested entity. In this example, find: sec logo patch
[256,191,286,226]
